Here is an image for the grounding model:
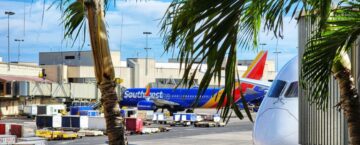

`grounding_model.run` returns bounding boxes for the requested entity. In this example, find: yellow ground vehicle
[35,130,78,140]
